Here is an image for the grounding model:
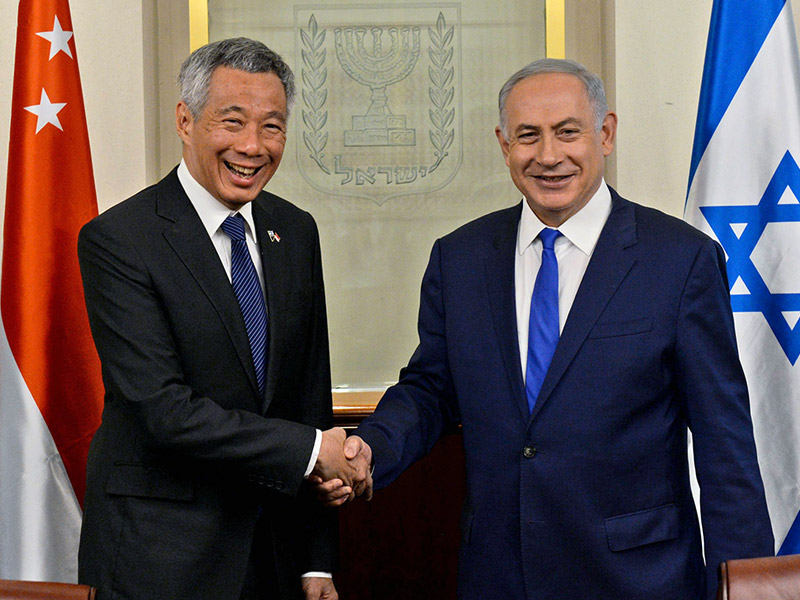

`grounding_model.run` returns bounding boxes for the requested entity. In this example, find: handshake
[310,427,373,506]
